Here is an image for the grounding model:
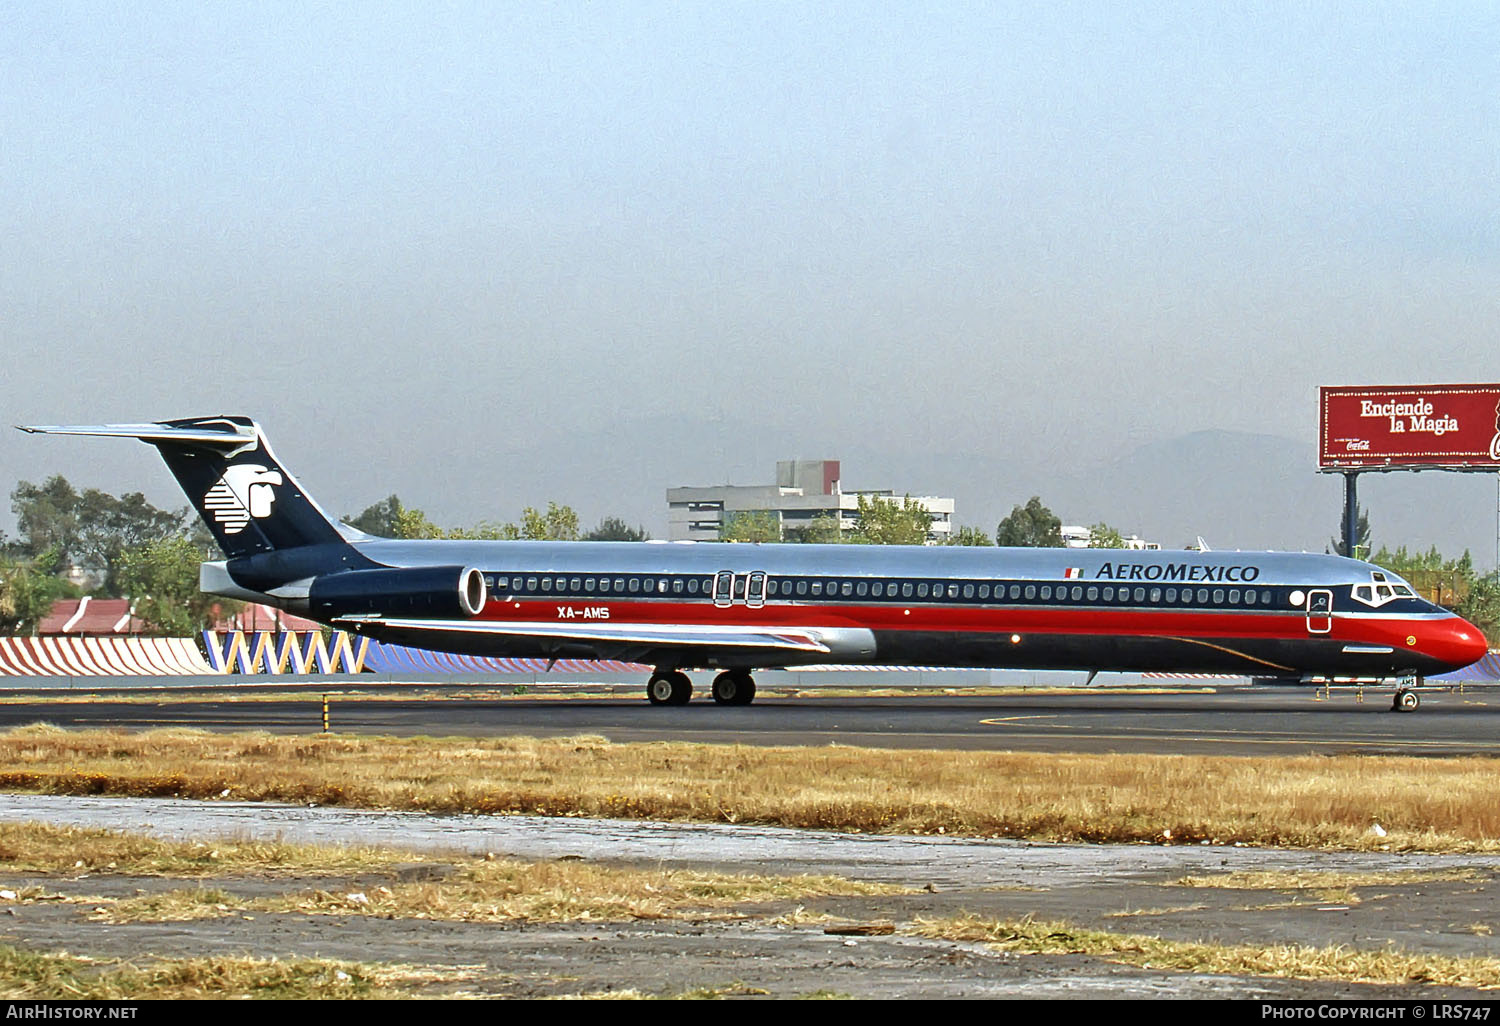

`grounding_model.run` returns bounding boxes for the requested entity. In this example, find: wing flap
[332,616,833,654]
